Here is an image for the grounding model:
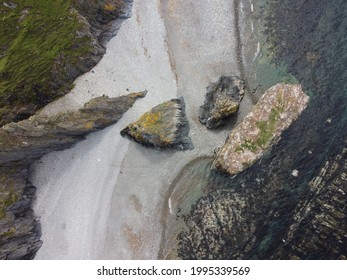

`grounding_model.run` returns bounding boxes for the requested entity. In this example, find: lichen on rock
[213,83,309,175]
[121,97,193,150]
[199,75,245,129]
